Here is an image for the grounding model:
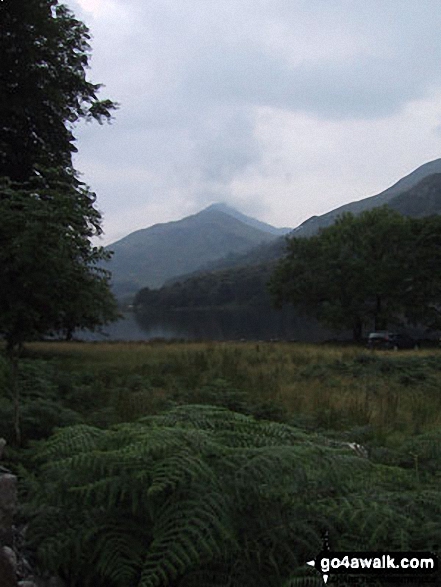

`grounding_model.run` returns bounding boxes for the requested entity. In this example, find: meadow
[3,341,441,586]
[2,339,441,448]
[14,342,441,440]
